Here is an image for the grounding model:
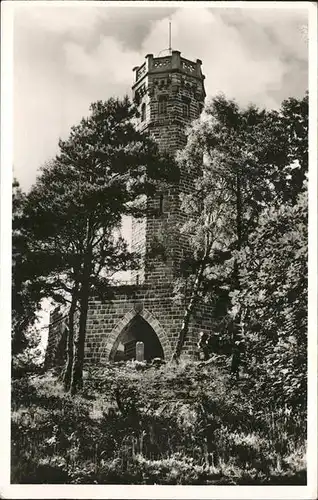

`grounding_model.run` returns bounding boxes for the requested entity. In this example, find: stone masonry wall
[45,286,217,367]
[131,51,206,286]
[85,284,214,364]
